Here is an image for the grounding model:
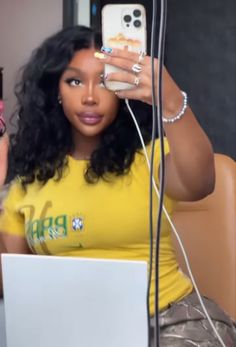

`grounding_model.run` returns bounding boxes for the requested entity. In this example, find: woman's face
[59,48,119,145]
